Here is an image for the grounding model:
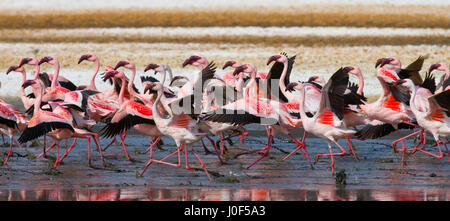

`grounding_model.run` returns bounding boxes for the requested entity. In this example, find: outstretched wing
[398,55,428,85]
